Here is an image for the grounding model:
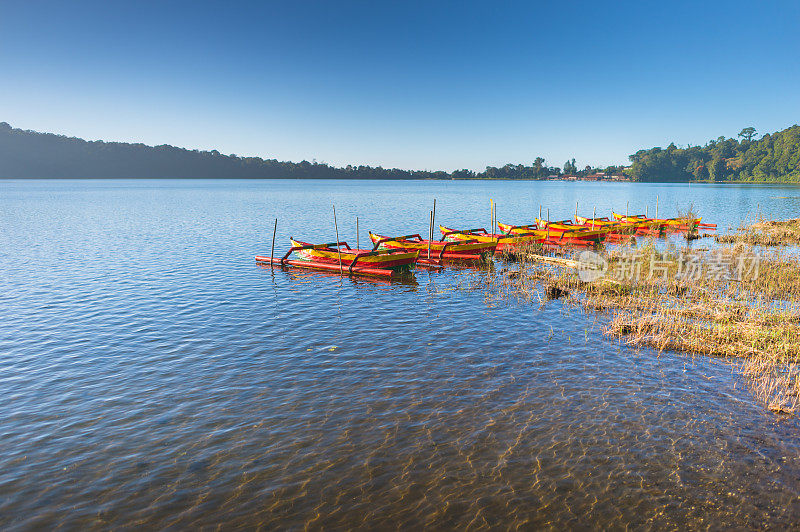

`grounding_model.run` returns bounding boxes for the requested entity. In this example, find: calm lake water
[2,179,800,529]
